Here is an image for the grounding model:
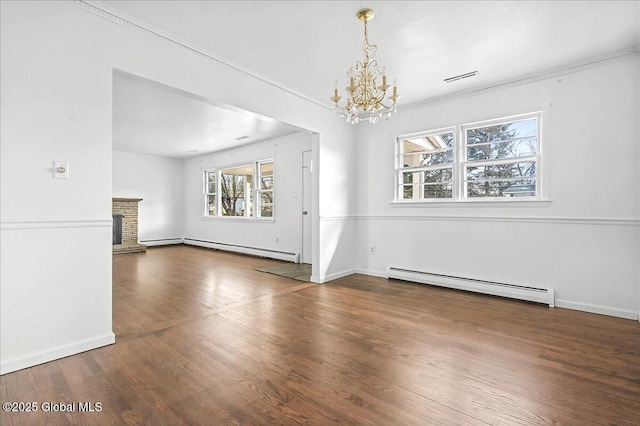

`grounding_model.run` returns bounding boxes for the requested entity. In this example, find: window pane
[424,168,453,183]
[261,176,273,190]
[466,118,537,145]
[467,179,536,198]
[206,195,216,216]
[260,162,273,175]
[402,171,414,184]
[467,137,537,161]
[261,204,273,217]
[220,175,246,216]
[401,131,454,168]
[403,150,453,167]
[466,162,536,180]
[219,164,254,217]
[260,192,273,204]
[401,185,414,200]
[424,184,452,199]
[206,171,216,194]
